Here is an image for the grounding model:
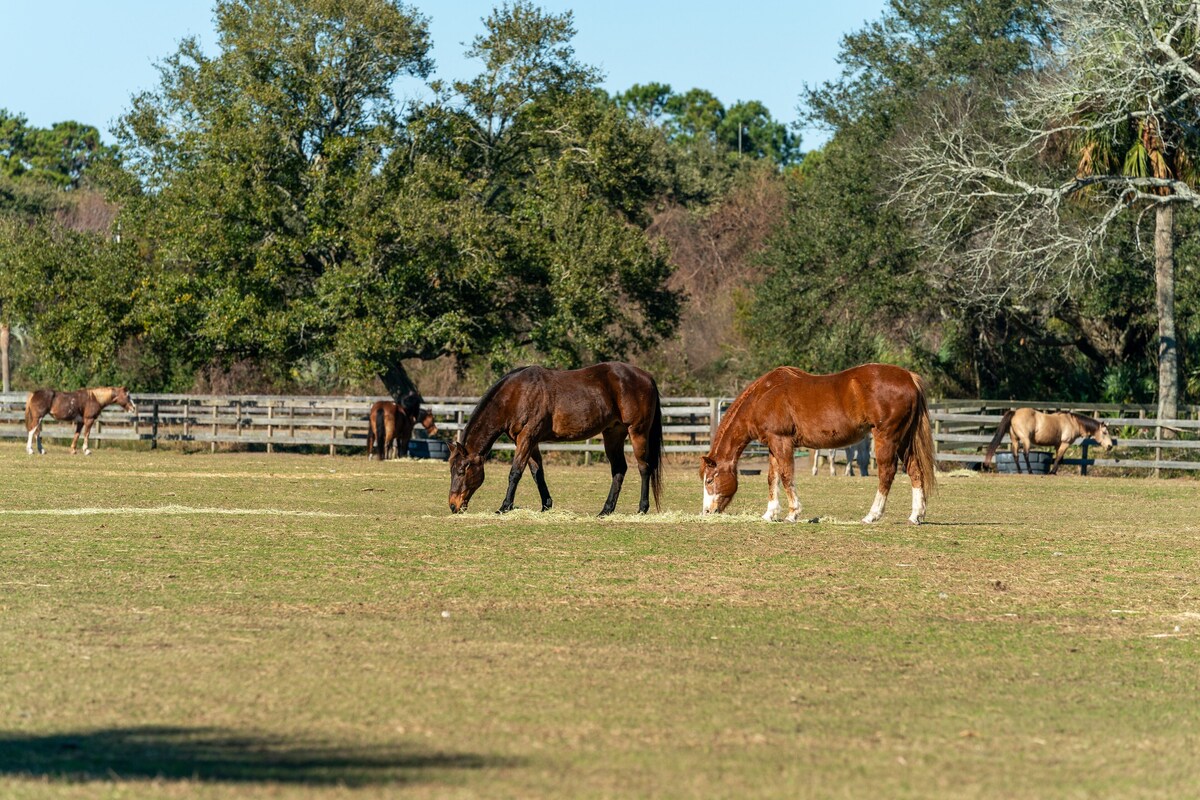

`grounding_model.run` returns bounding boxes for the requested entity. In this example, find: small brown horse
[701,364,936,524]
[448,362,664,515]
[984,408,1115,474]
[25,386,137,455]
[366,394,438,460]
